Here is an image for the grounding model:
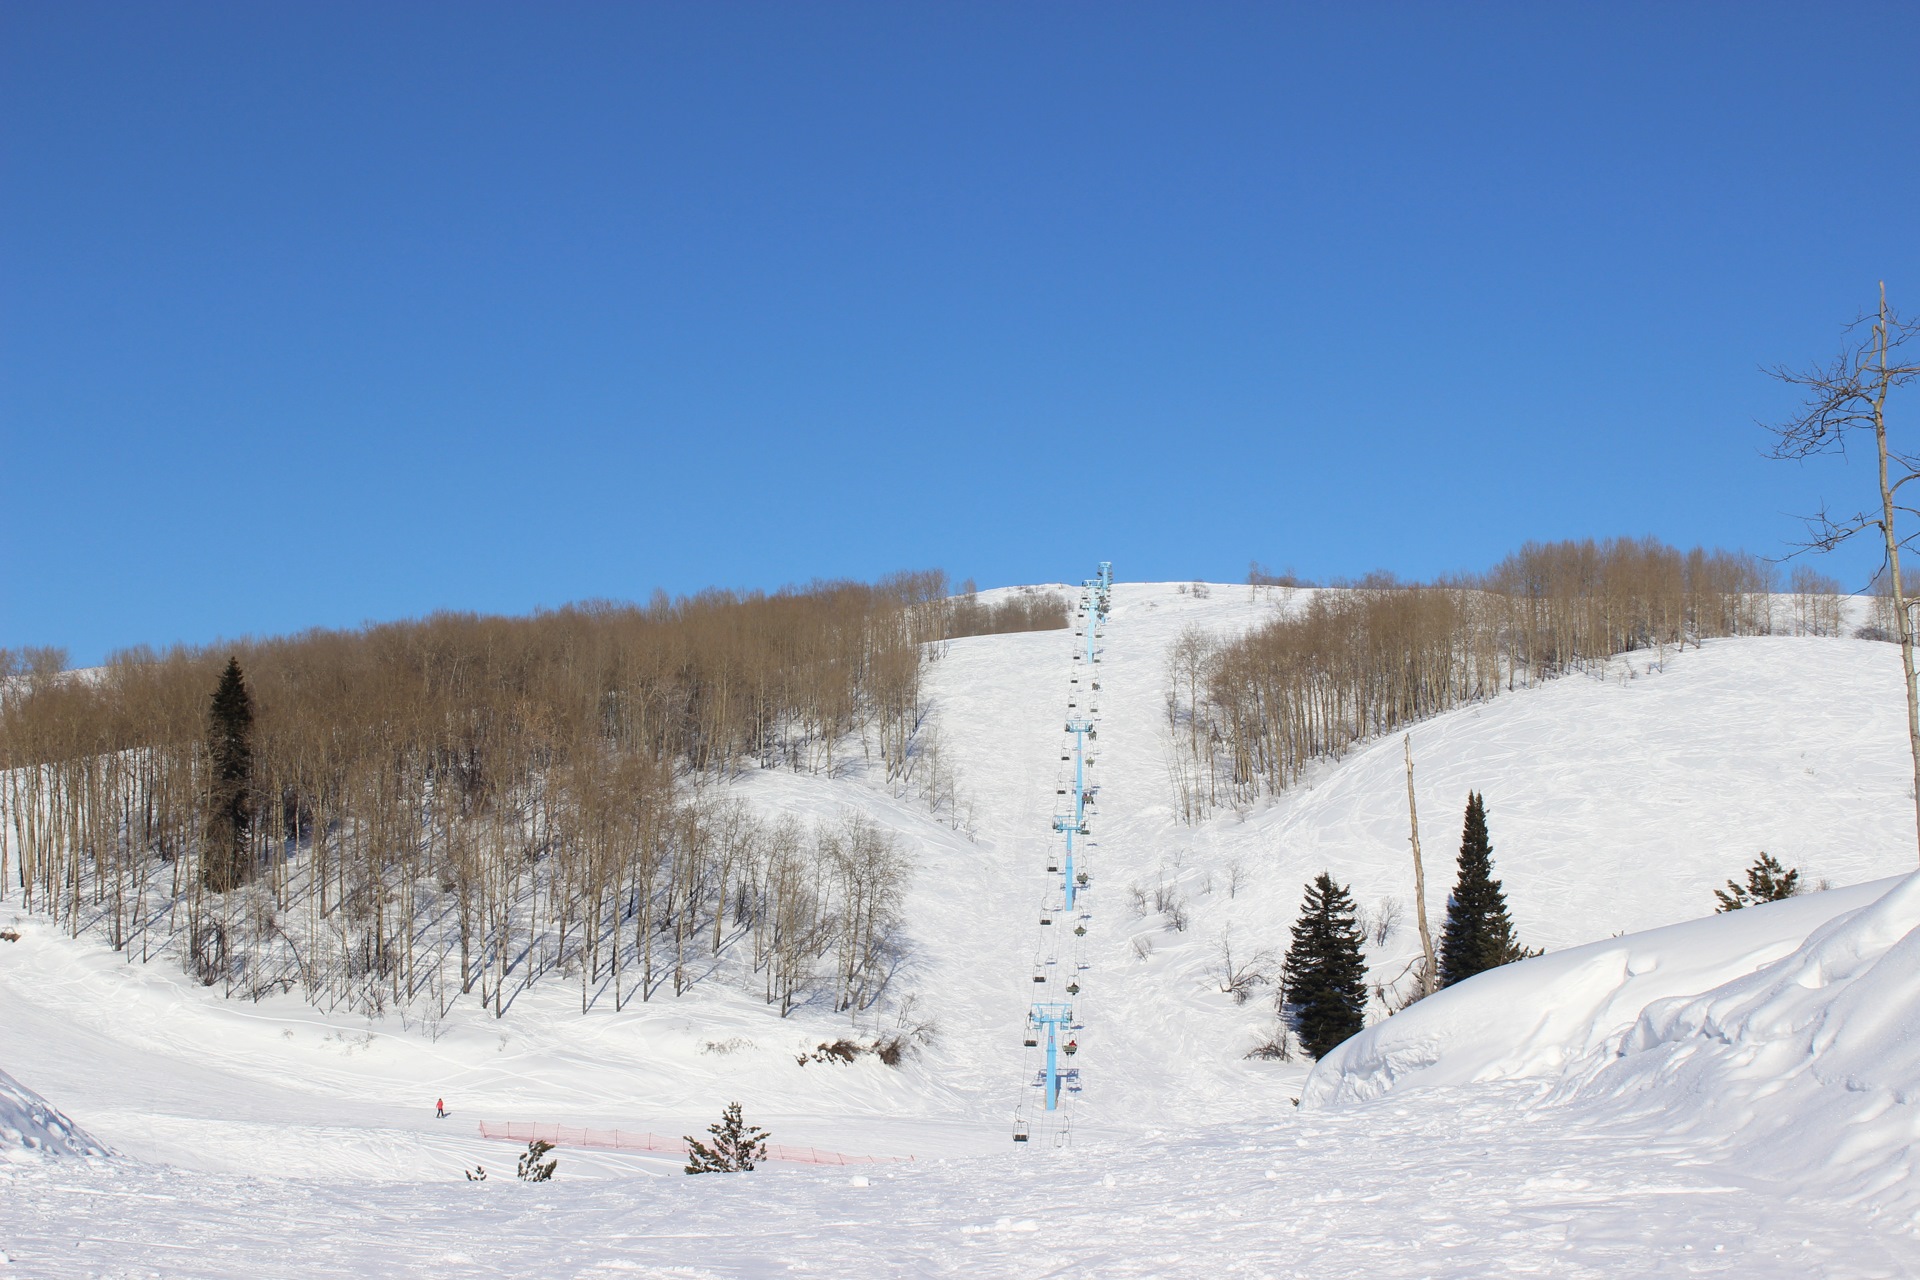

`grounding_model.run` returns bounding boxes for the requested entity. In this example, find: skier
[436,1098,446,1118]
